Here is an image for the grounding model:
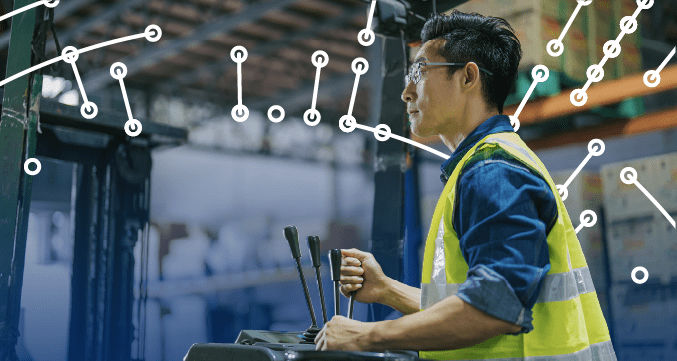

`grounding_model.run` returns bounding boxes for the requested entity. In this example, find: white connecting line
[0,24,162,120]
[570,0,654,107]
[339,57,450,160]
[546,0,592,57]
[620,167,676,229]
[61,46,98,119]
[510,65,550,132]
[0,0,58,23]
[110,62,142,137]
[230,45,249,122]
[575,210,597,234]
[357,0,376,47]
[556,139,605,201]
[643,46,676,88]
[303,50,329,126]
